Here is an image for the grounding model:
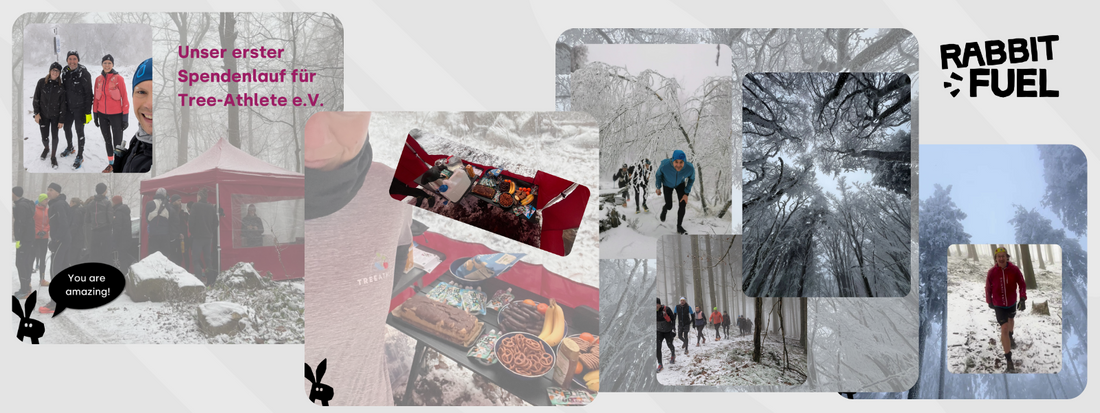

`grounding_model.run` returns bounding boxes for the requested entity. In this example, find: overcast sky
[919,144,1086,250]
[585,43,732,103]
